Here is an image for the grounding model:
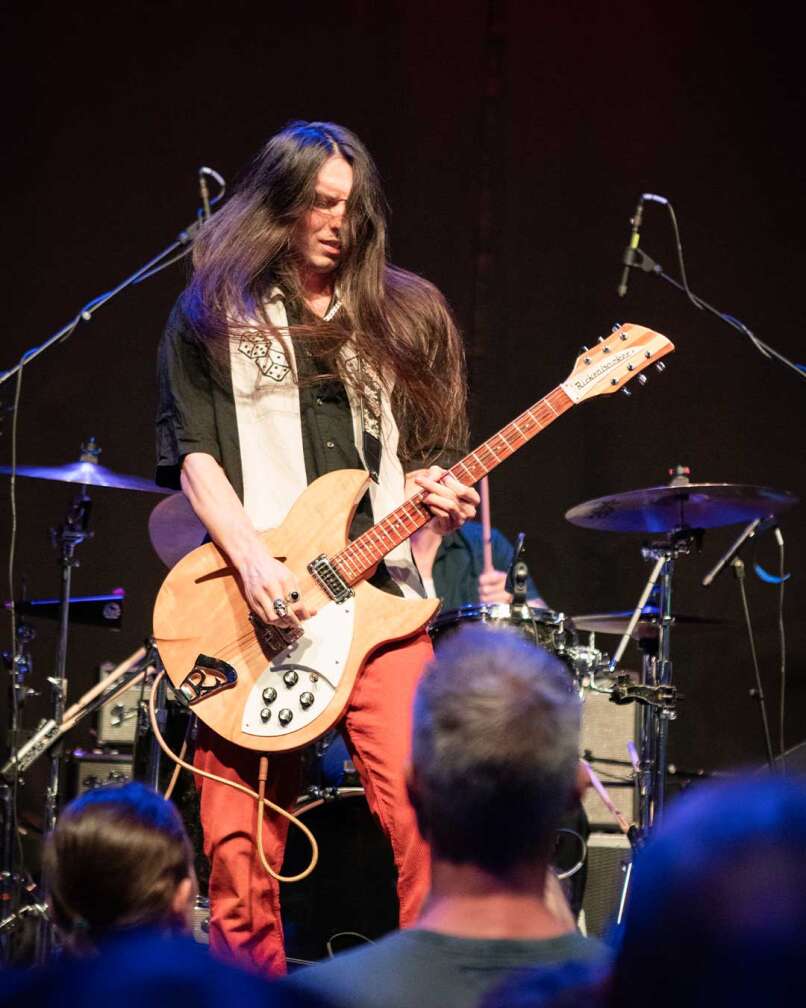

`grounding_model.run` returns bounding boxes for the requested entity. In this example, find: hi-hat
[565,482,798,532]
[0,460,169,494]
[572,607,728,640]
